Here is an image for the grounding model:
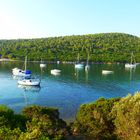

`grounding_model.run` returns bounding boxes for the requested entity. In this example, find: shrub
[0,105,26,131]
[73,98,119,139]
[22,105,68,139]
[111,93,140,140]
